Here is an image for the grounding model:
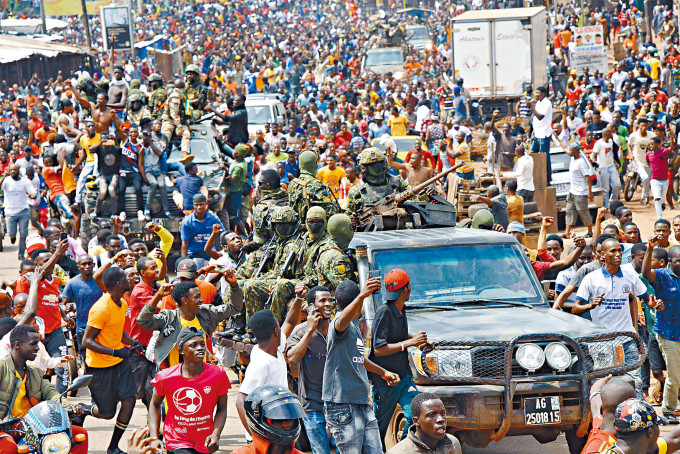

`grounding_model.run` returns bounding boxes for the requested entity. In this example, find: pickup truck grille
[415,332,644,384]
